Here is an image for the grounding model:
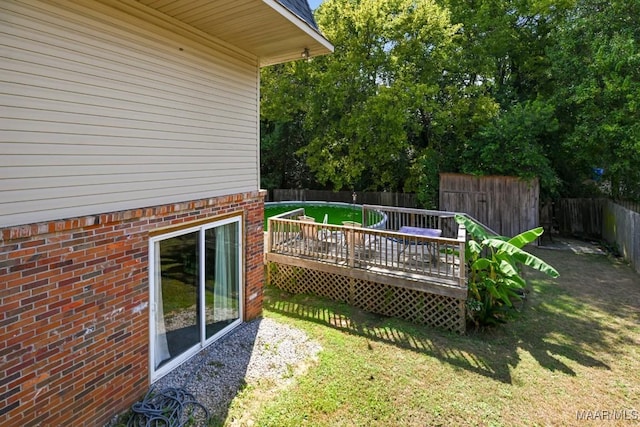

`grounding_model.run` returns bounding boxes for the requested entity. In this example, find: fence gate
[439,173,539,237]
